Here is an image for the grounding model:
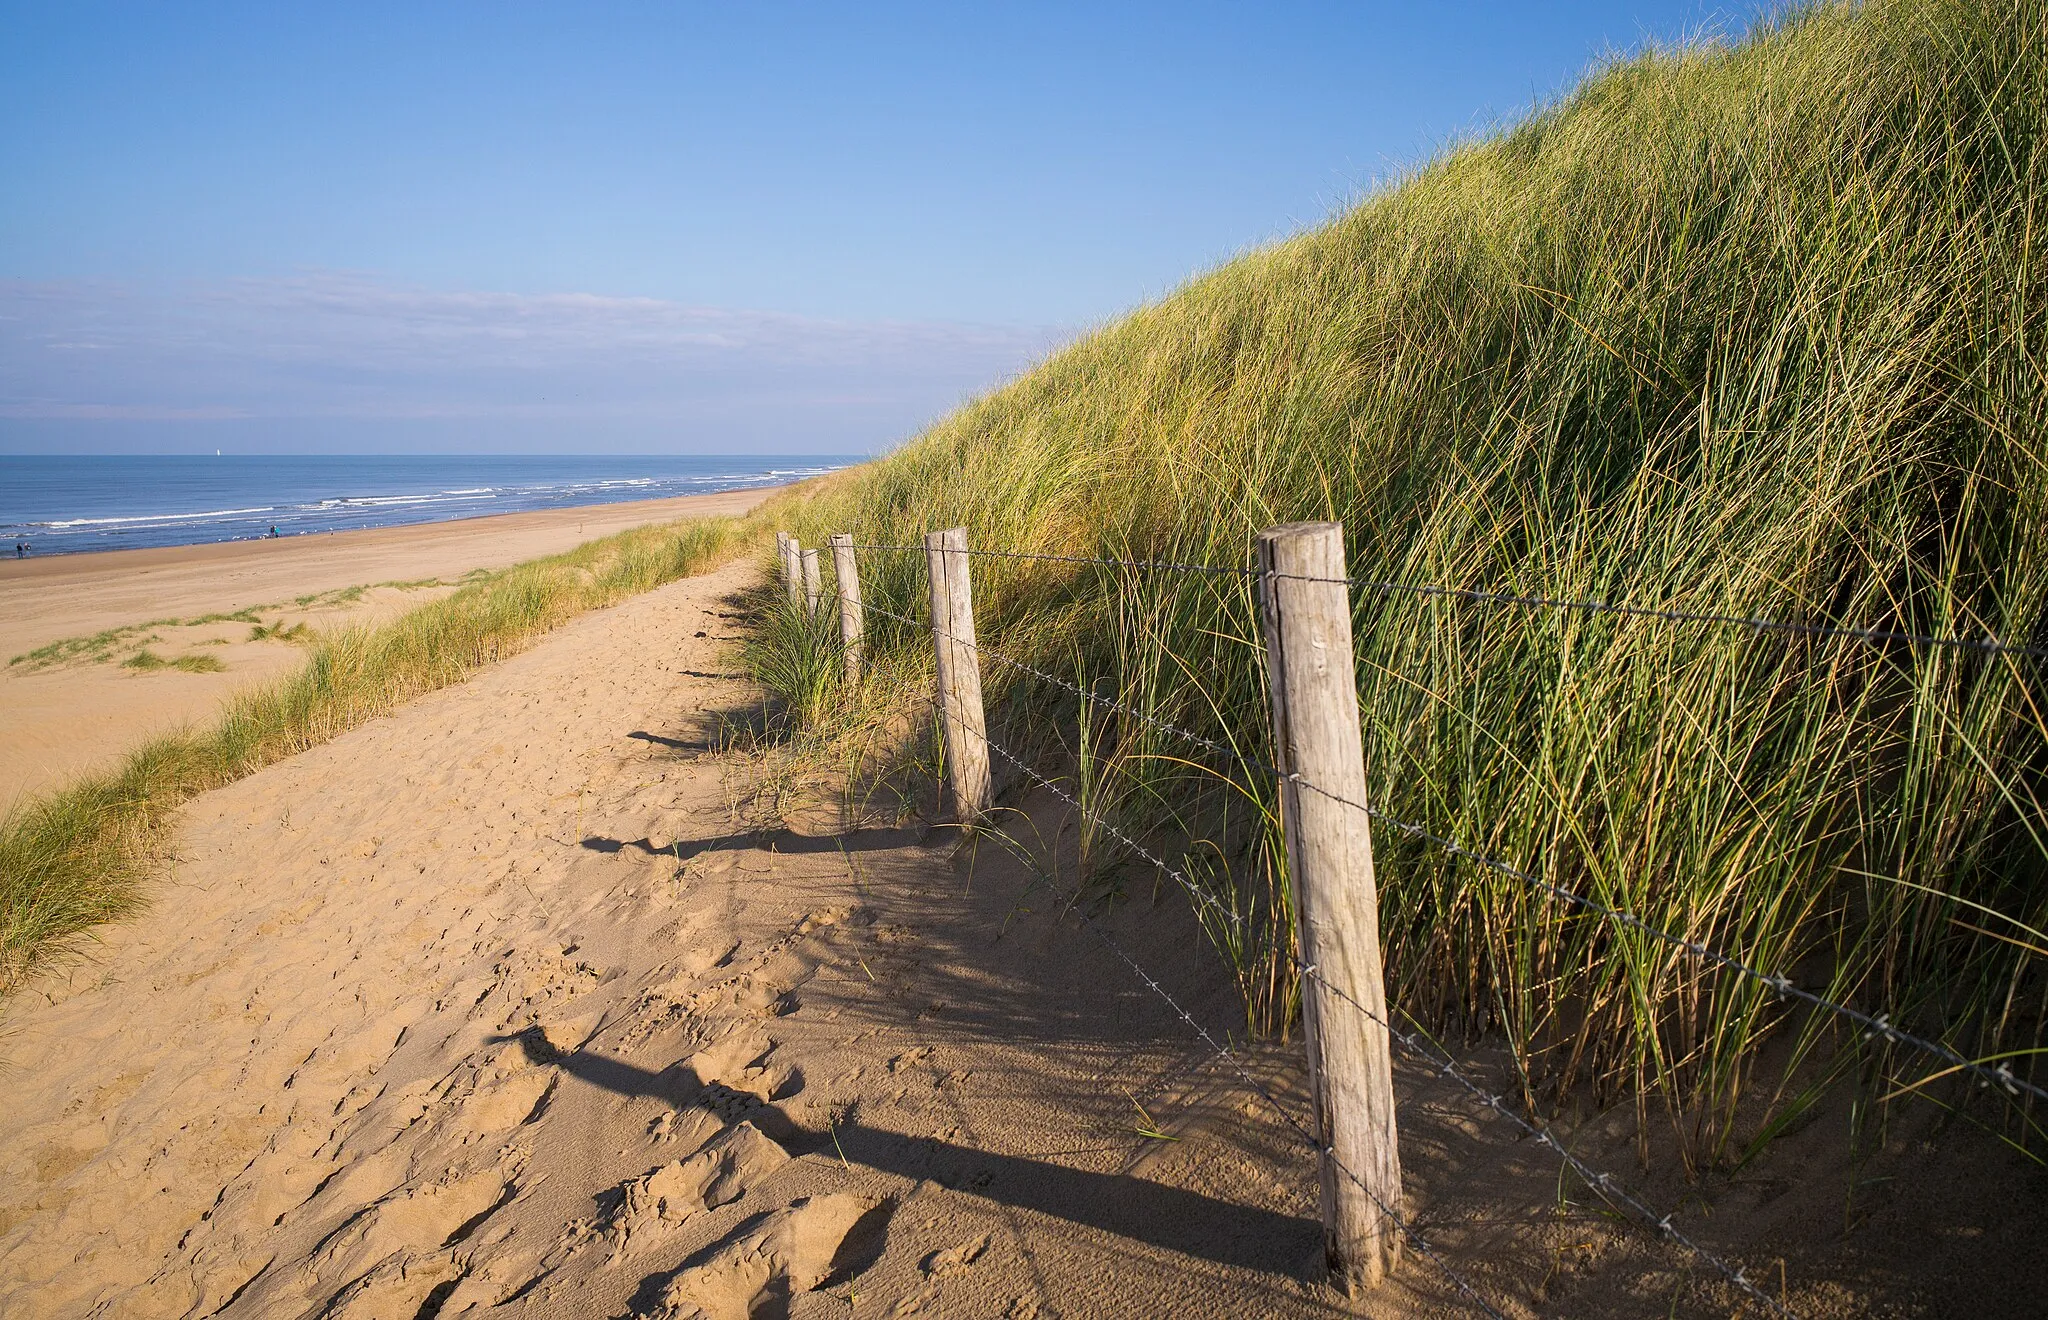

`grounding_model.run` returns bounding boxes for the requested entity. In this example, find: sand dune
[0,558,2034,1317]
[0,488,774,809]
